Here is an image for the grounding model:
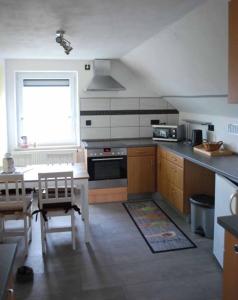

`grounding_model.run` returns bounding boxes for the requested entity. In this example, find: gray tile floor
[11,198,222,300]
